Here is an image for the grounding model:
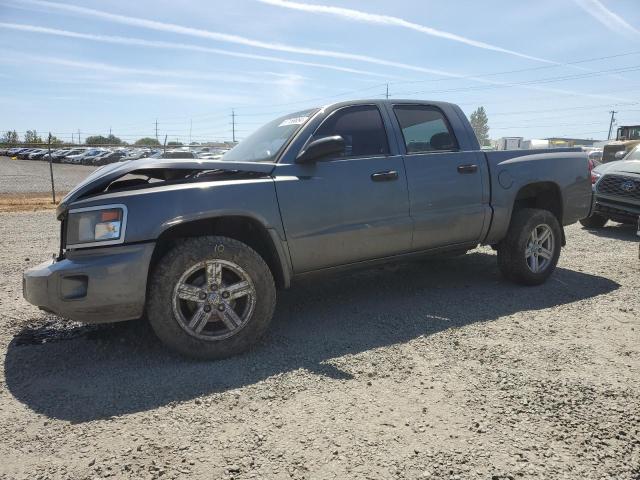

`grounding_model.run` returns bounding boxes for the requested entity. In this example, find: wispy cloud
[9,0,511,79]
[573,0,640,38]
[93,81,249,103]
[0,22,624,103]
[0,22,395,79]
[259,0,560,64]
[1,54,305,86]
